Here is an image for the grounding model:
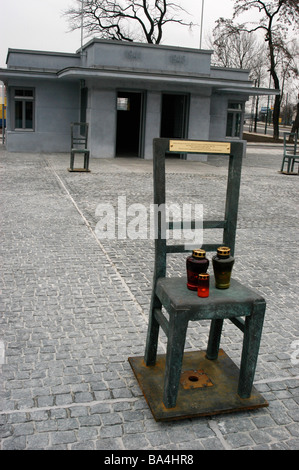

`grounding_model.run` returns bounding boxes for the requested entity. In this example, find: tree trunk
[289,102,299,142]
[272,94,280,140]
[290,102,299,134]
[267,19,280,140]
